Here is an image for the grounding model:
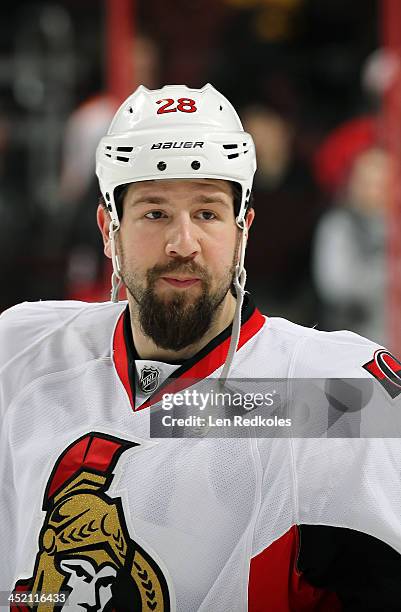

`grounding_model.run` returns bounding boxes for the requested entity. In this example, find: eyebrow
[195,195,230,207]
[130,194,231,207]
[130,196,168,206]
[61,561,92,579]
